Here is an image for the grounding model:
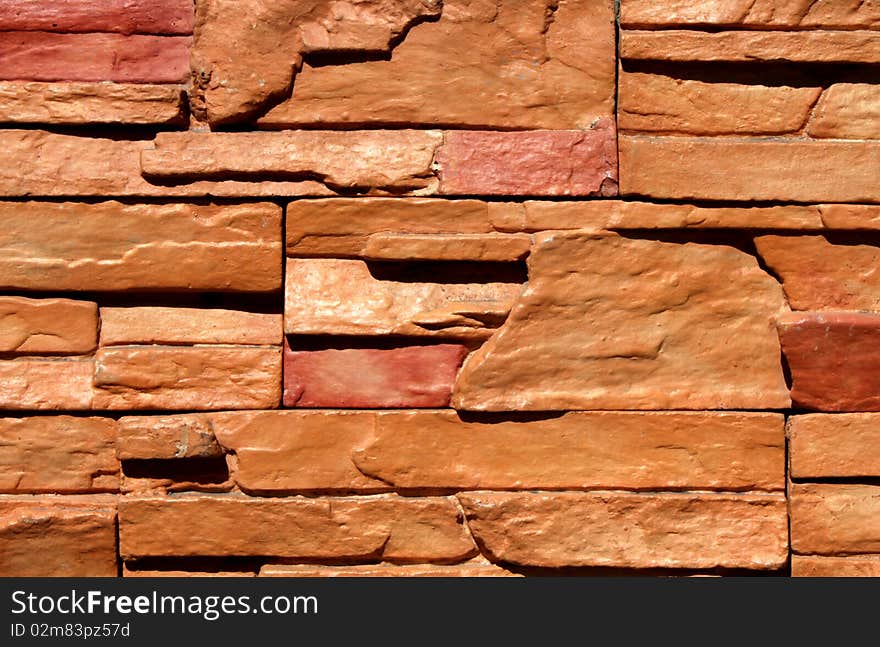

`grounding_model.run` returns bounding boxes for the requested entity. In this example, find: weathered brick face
[0,0,877,578]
